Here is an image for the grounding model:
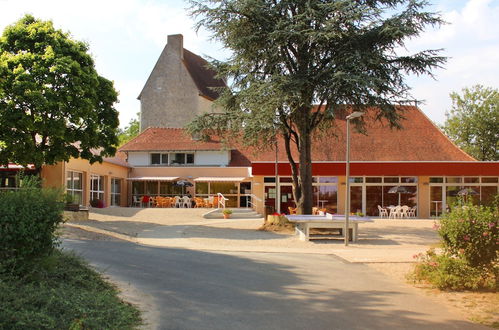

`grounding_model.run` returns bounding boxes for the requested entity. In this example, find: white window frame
[111,178,121,206]
[90,174,105,202]
[66,171,84,205]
